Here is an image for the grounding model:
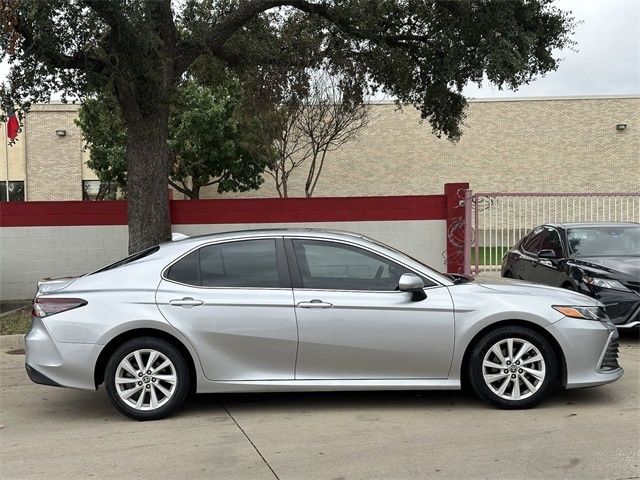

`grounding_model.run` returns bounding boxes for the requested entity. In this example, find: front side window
[539,228,564,258]
[521,227,545,255]
[166,239,281,288]
[292,239,422,291]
